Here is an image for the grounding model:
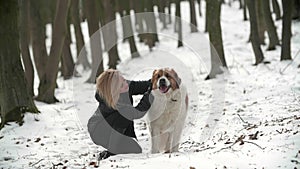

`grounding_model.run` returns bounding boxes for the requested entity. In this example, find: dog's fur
[147,68,188,153]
